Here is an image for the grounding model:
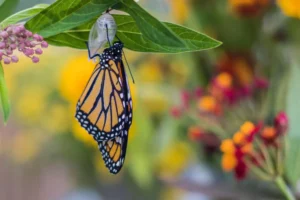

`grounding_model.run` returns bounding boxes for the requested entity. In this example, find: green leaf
[285,138,300,186]
[0,4,49,28]
[46,15,221,53]
[25,0,119,38]
[285,58,300,185]
[0,0,6,7]
[113,0,184,48]
[0,0,18,22]
[0,63,10,124]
